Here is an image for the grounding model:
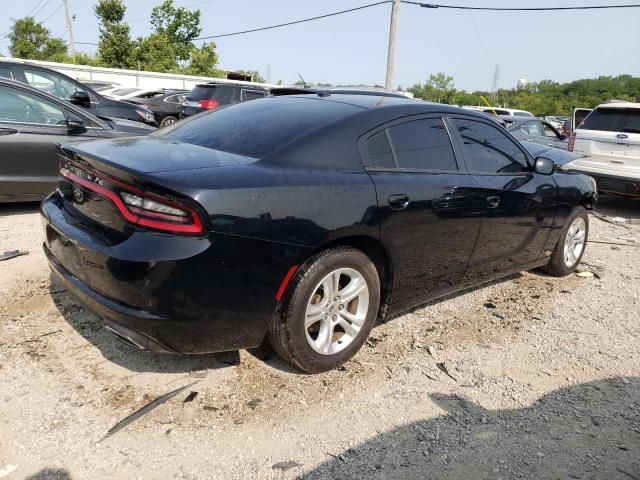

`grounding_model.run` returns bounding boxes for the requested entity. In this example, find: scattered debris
[0,250,28,262]
[576,271,594,278]
[426,345,436,357]
[435,362,457,381]
[17,330,61,345]
[616,467,639,480]
[183,391,198,403]
[203,405,218,411]
[272,461,302,471]
[490,311,507,321]
[247,398,262,410]
[591,212,630,228]
[483,302,497,309]
[100,381,199,442]
[0,464,18,478]
[589,237,637,247]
